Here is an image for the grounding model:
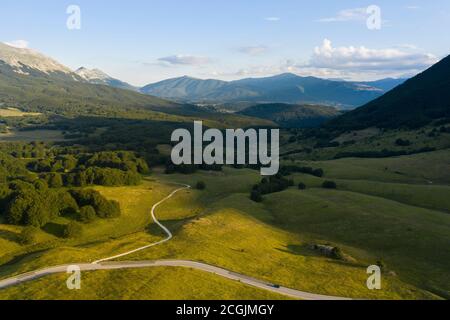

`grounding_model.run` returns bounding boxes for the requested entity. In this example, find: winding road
[0,182,351,300]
